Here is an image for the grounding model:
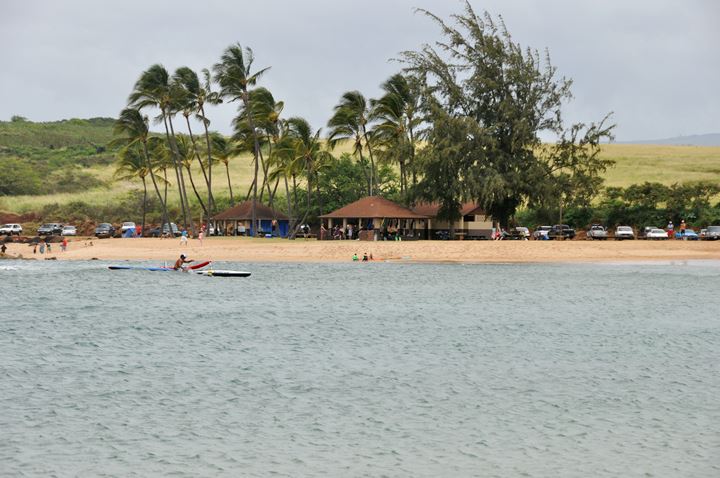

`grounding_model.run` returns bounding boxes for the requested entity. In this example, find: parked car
[38,223,63,235]
[121,222,137,233]
[547,224,576,240]
[646,228,669,240]
[61,225,77,236]
[148,223,181,237]
[586,224,608,240]
[614,226,635,240]
[506,226,530,240]
[0,223,23,235]
[533,225,552,240]
[94,223,116,238]
[639,226,659,239]
[675,229,699,240]
[703,225,720,240]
